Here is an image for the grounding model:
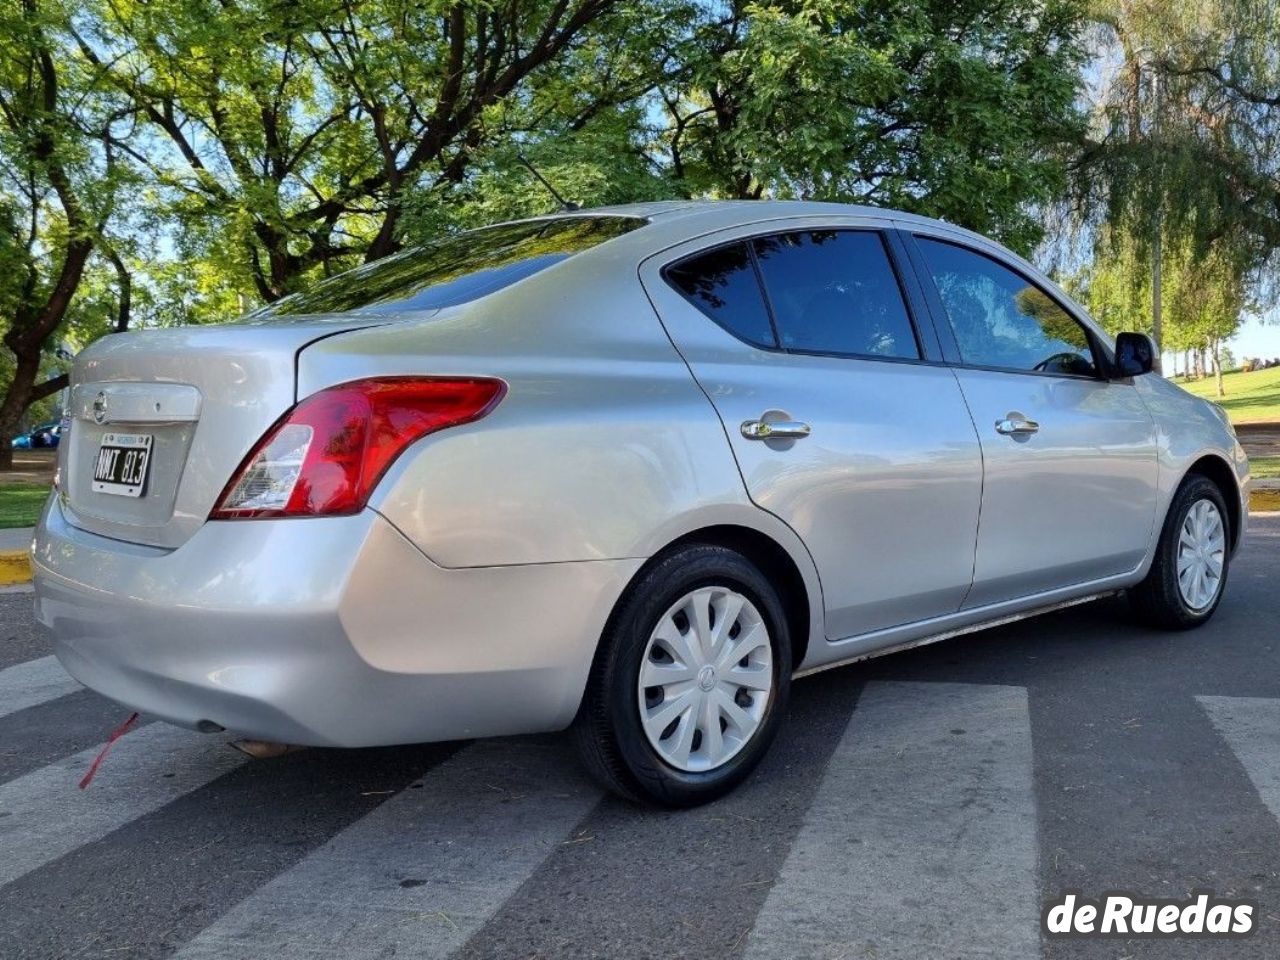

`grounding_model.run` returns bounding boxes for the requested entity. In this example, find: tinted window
[752,231,918,359]
[251,216,645,318]
[665,243,776,347]
[917,238,1098,377]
